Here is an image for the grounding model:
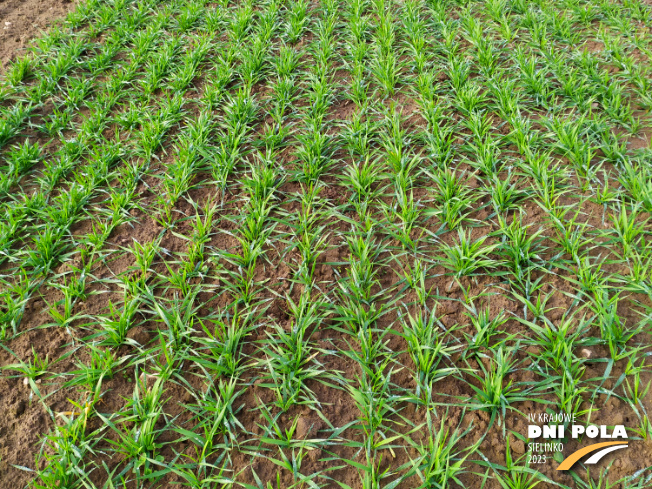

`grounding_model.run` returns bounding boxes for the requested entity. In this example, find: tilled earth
[0,0,652,488]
